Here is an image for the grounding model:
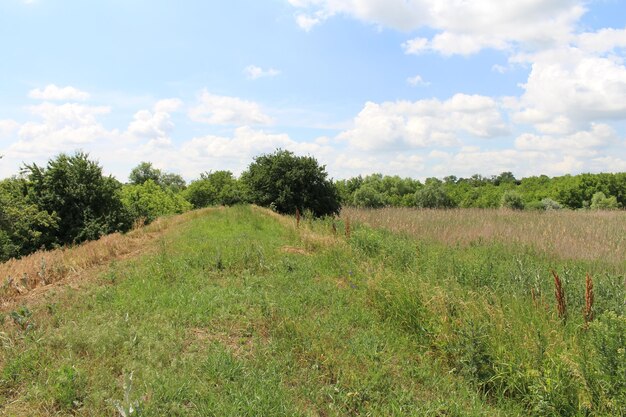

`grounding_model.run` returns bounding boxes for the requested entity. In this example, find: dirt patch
[187,324,268,358]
